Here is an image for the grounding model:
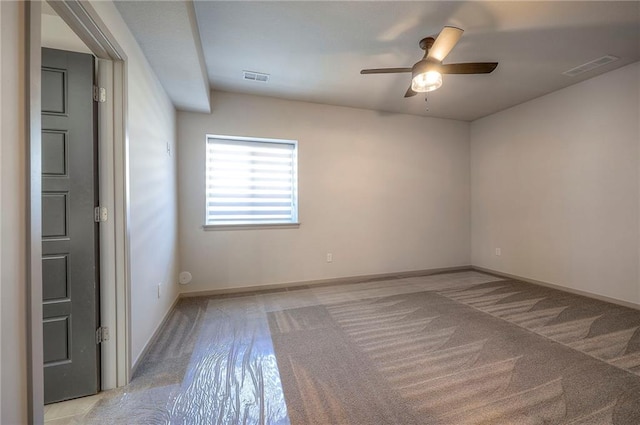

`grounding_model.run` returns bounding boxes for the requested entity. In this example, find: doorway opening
[27,1,132,422]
